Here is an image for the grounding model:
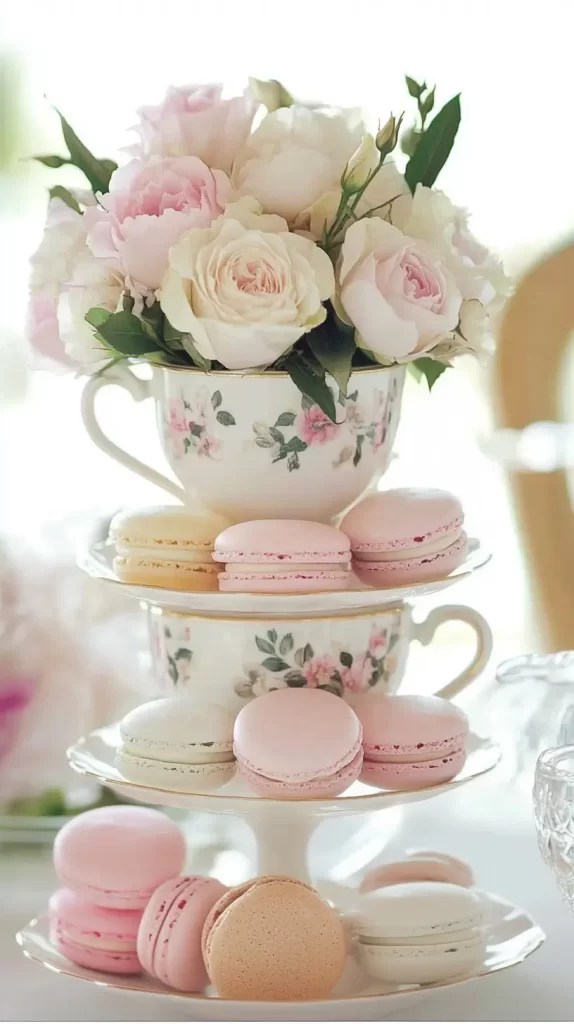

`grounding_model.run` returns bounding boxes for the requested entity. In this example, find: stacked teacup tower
[15,362,544,1017]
